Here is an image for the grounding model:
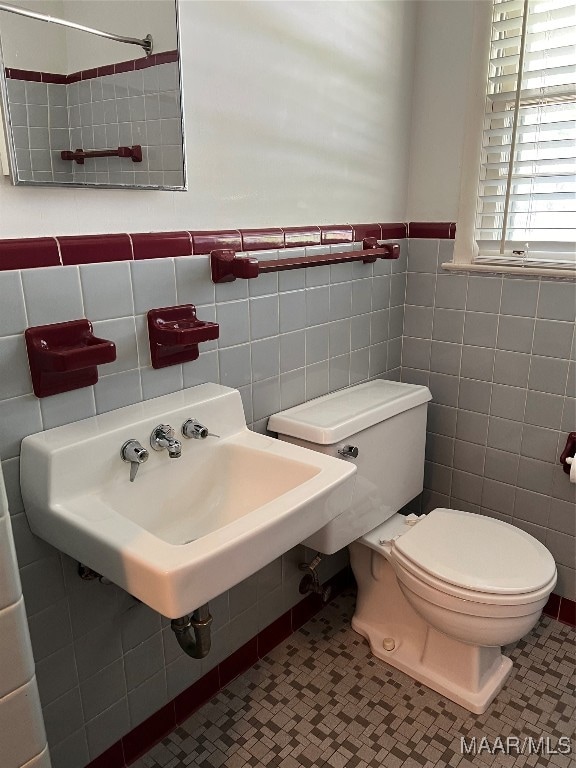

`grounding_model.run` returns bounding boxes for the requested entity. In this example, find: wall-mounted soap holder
[147,304,219,369]
[25,319,116,398]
